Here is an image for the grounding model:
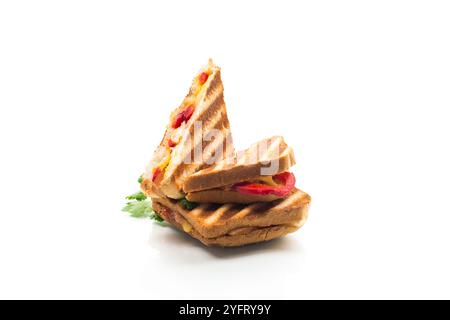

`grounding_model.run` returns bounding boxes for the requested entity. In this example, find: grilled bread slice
[152,201,306,247]
[143,59,234,199]
[183,136,295,193]
[182,136,296,203]
[186,189,281,204]
[143,180,311,247]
